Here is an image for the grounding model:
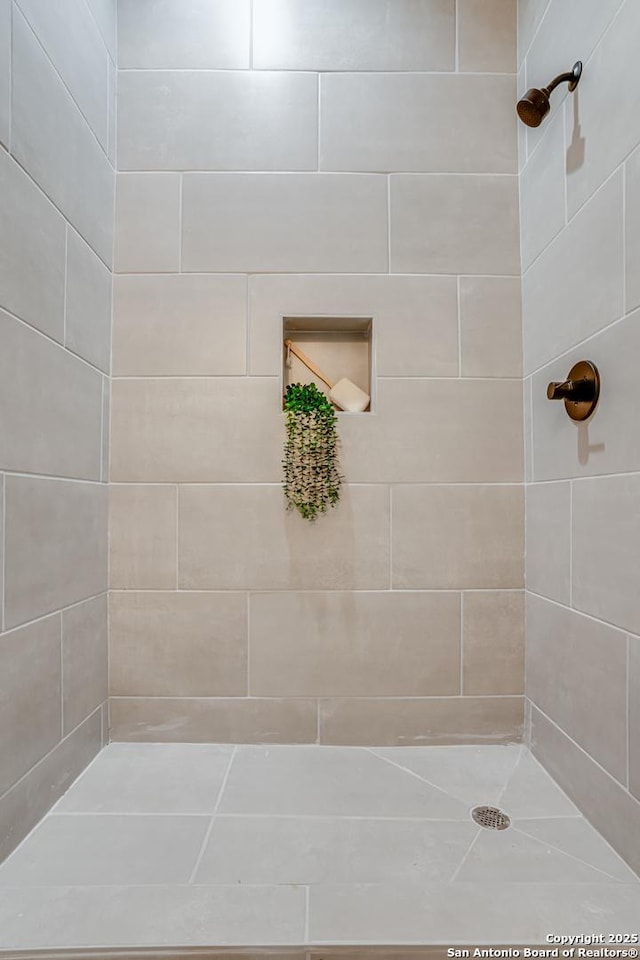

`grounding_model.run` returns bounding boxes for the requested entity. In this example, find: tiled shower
[0,0,639,951]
